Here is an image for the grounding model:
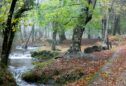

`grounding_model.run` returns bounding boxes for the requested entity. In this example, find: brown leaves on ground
[92,50,114,60]
[88,45,126,86]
